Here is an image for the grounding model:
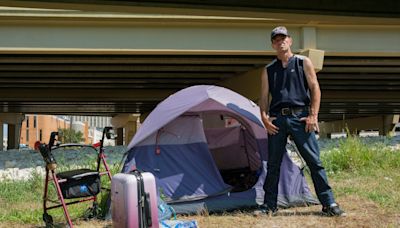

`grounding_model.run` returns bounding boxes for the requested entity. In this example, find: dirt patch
[185,195,399,228]
[2,195,399,227]
[0,222,29,228]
